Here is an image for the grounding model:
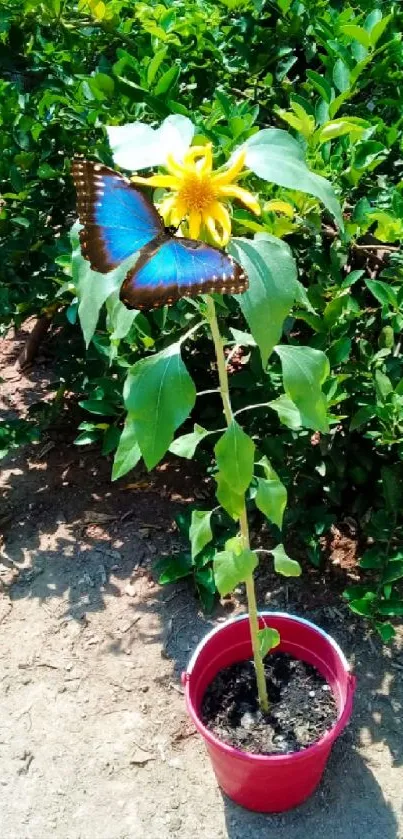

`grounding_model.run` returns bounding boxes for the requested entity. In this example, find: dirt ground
[1,330,403,839]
